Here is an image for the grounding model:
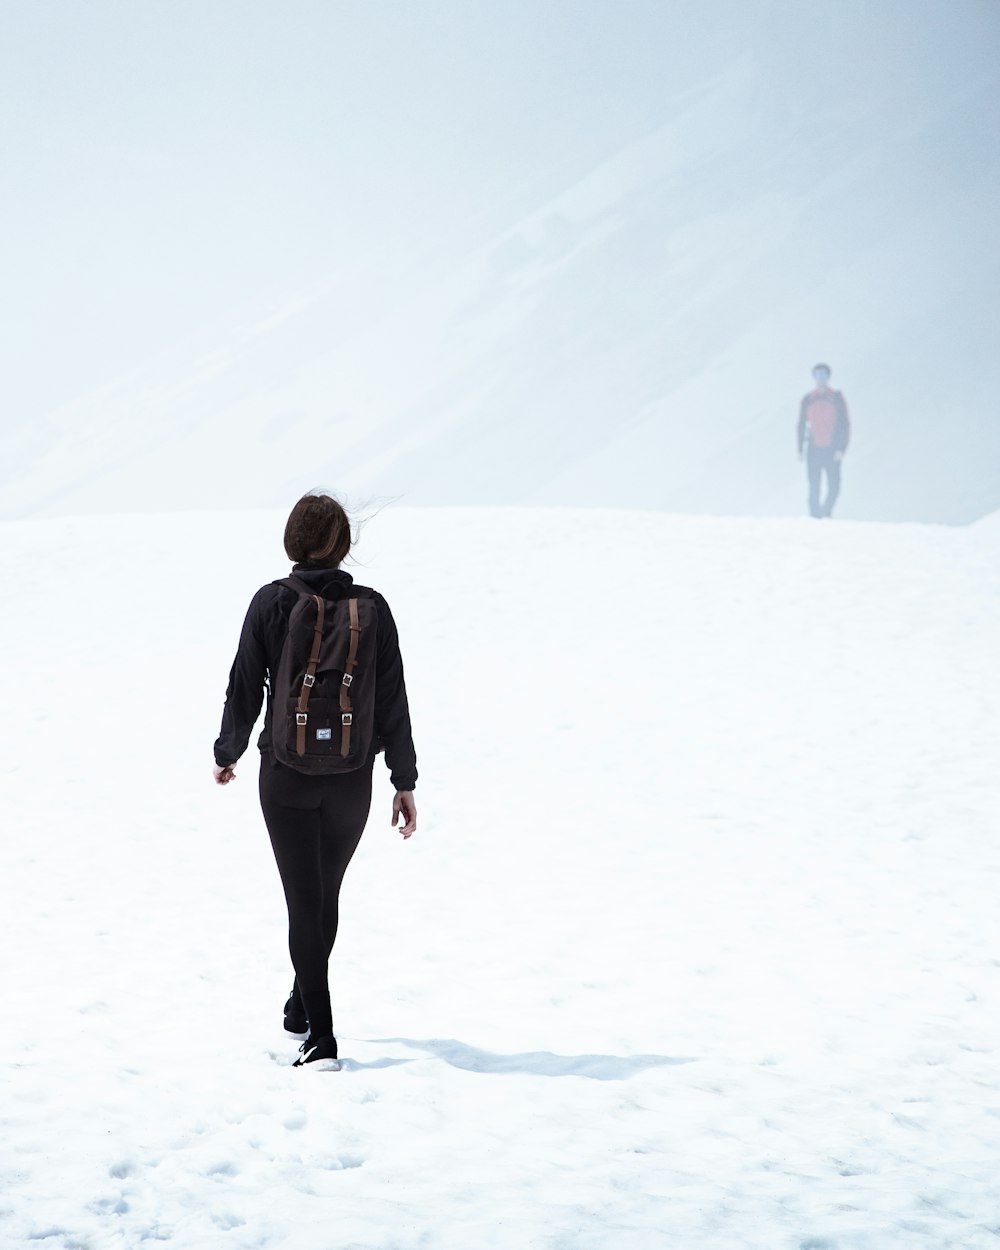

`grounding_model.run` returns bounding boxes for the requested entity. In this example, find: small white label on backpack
[316,728,332,741]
